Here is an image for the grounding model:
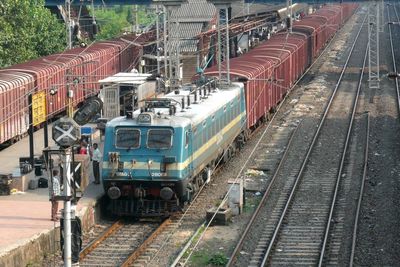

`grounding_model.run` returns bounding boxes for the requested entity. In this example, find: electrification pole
[368,2,380,91]
[289,0,293,33]
[156,5,161,74]
[163,5,168,79]
[66,0,72,49]
[217,5,231,85]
